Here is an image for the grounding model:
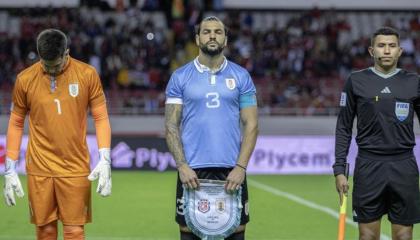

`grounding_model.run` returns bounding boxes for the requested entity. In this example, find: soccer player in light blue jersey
[165,16,258,240]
